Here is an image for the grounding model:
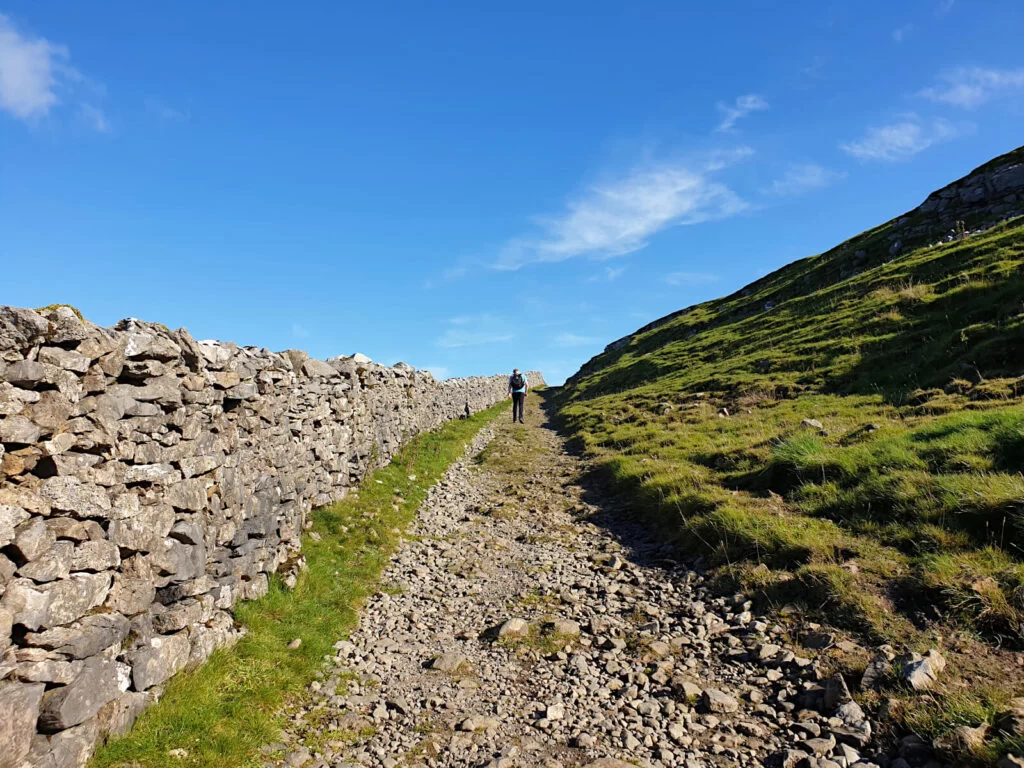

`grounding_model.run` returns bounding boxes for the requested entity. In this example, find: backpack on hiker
[510,373,525,390]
